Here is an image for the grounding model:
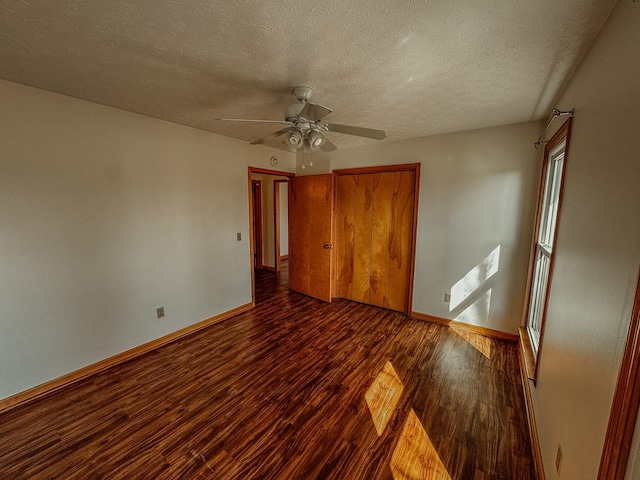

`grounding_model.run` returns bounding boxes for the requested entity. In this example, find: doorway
[251,180,263,269]
[274,179,289,273]
[248,167,295,306]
